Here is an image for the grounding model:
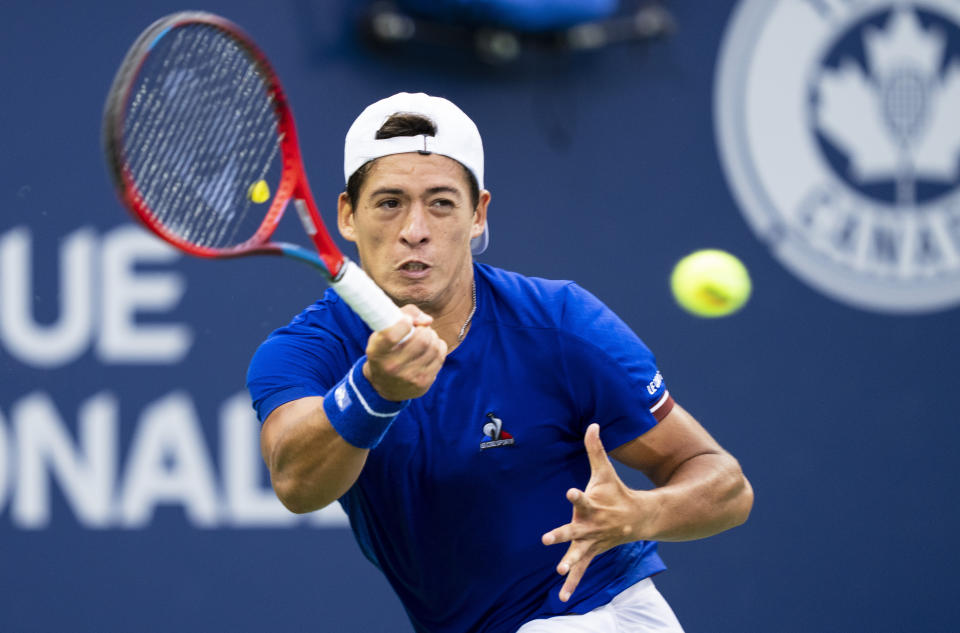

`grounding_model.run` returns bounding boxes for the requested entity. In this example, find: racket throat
[293,198,344,276]
[293,199,318,236]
